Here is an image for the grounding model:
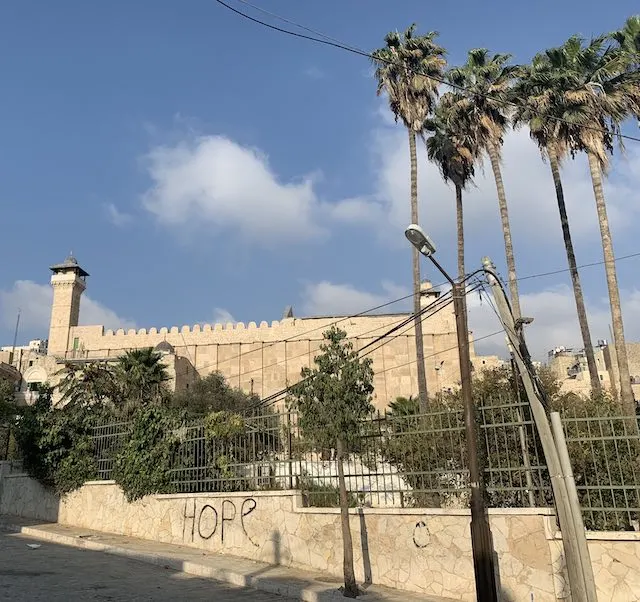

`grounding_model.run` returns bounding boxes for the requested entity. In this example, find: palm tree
[610,15,640,69]
[511,57,602,394]
[447,49,522,319]
[372,25,446,411]
[609,15,640,119]
[58,362,119,408]
[114,348,169,407]
[529,35,639,412]
[425,94,477,280]
[387,395,419,417]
